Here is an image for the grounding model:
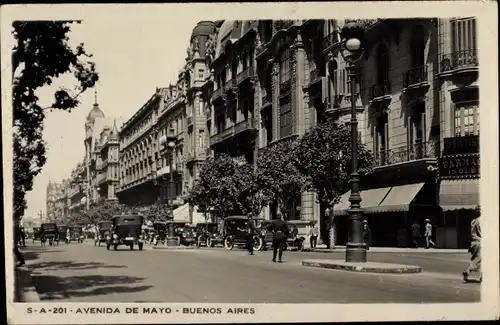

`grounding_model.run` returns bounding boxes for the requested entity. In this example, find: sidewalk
[14,266,40,302]
[303,245,467,254]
